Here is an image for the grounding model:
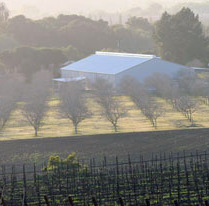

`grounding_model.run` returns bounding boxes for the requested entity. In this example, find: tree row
[0,69,209,137]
